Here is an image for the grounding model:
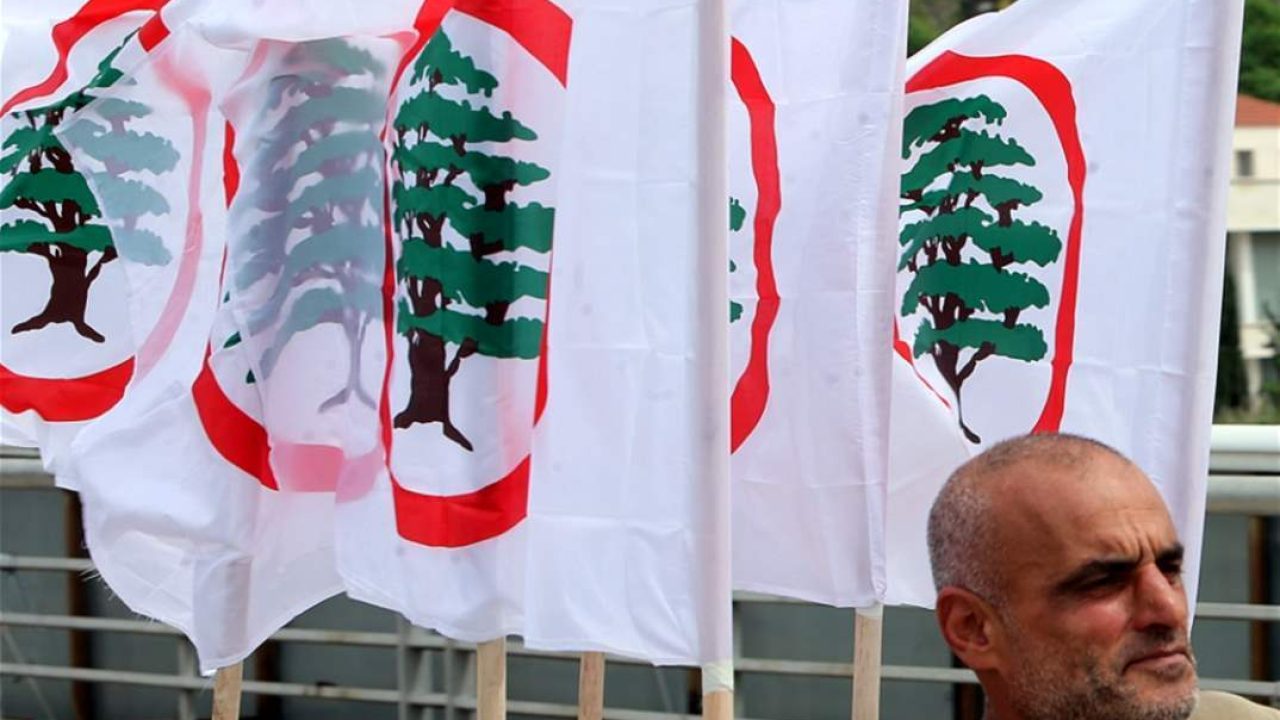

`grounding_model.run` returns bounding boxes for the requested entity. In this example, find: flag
[55,13,349,670]
[727,0,909,606]
[0,0,174,480]
[60,0,735,671]
[884,0,1245,607]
